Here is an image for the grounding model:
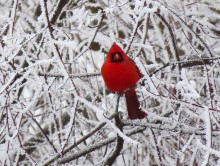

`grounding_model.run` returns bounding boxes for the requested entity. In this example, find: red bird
[101,42,147,120]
